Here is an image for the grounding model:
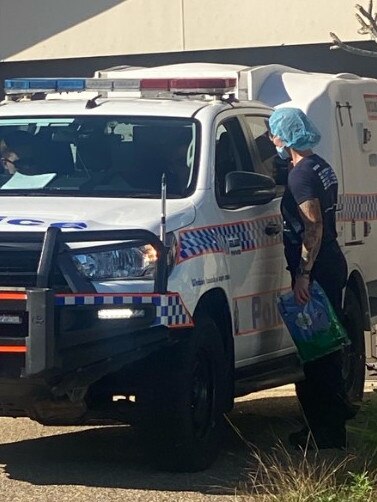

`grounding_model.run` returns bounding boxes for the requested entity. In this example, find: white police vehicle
[0,63,369,471]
